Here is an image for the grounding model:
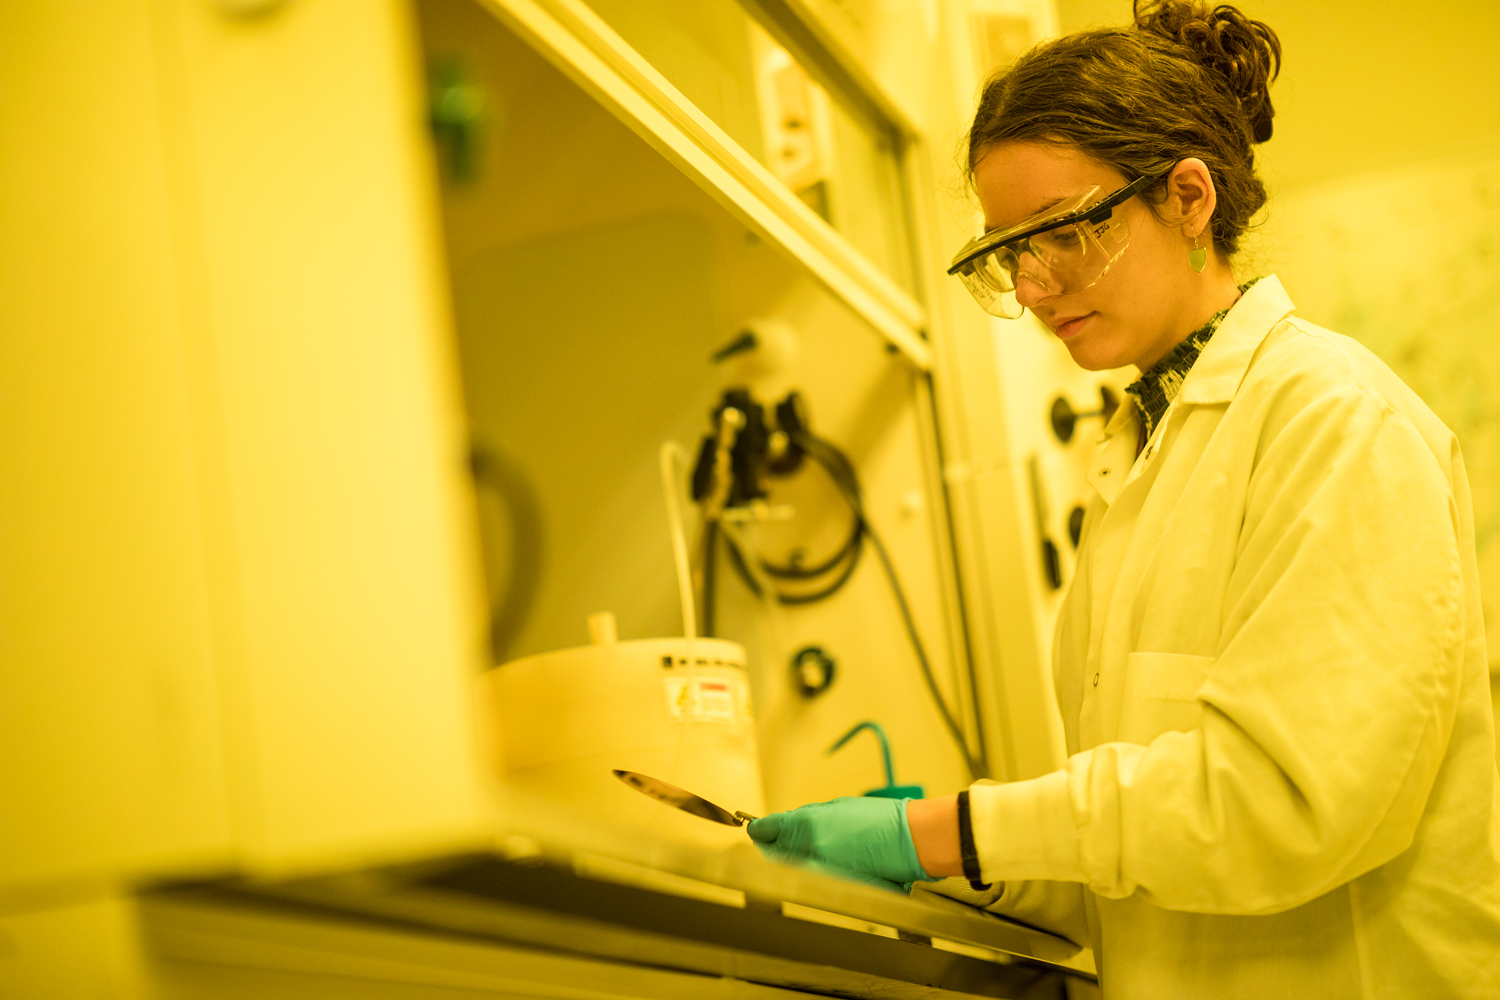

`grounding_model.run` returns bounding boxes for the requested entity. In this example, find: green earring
[1188,232,1208,273]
